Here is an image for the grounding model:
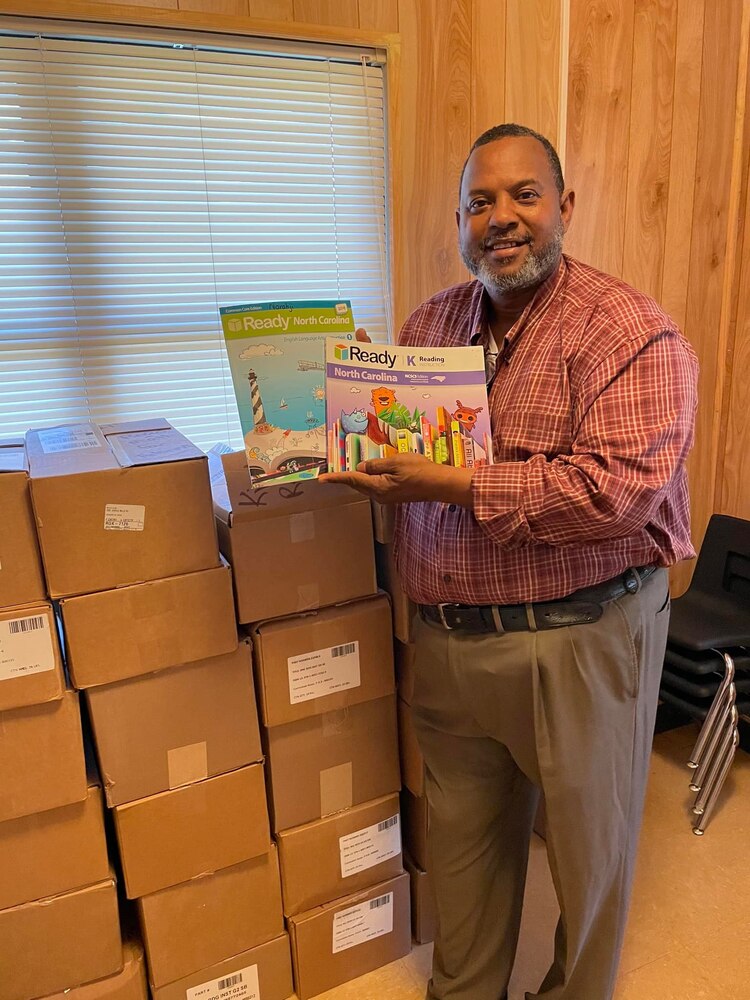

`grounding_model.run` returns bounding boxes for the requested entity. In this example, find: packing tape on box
[289,511,316,544]
[296,583,320,611]
[320,761,353,817]
[167,741,208,789]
